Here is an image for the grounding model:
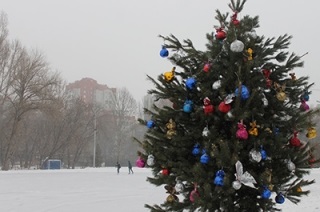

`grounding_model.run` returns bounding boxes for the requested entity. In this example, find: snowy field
[0,167,319,212]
